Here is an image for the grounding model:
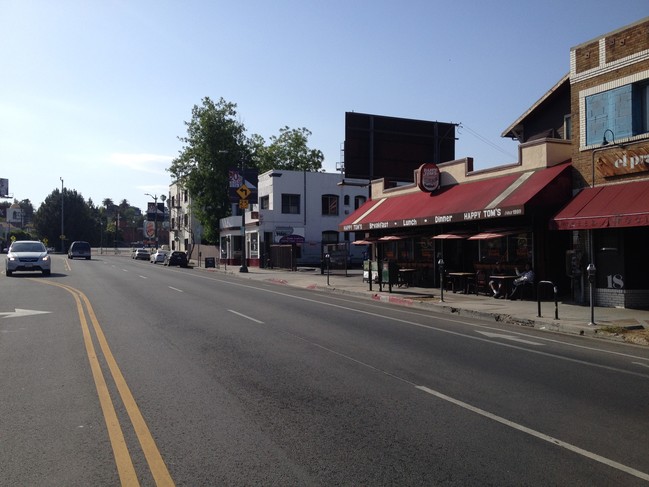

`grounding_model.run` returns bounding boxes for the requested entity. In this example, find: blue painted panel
[585,85,632,144]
